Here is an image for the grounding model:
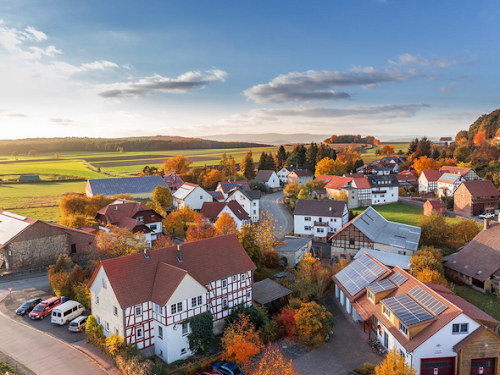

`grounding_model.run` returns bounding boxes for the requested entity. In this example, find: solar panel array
[335,255,387,296]
[409,286,448,316]
[383,295,433,326]
[390,272,408,286]
[368,279,397,294]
